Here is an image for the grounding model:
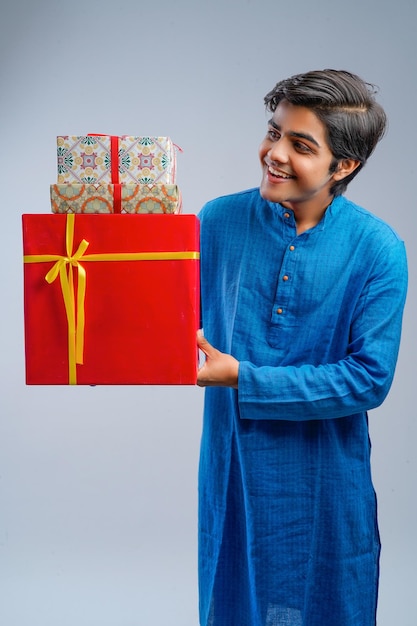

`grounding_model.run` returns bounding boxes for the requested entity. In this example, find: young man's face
[259,100,340,214]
